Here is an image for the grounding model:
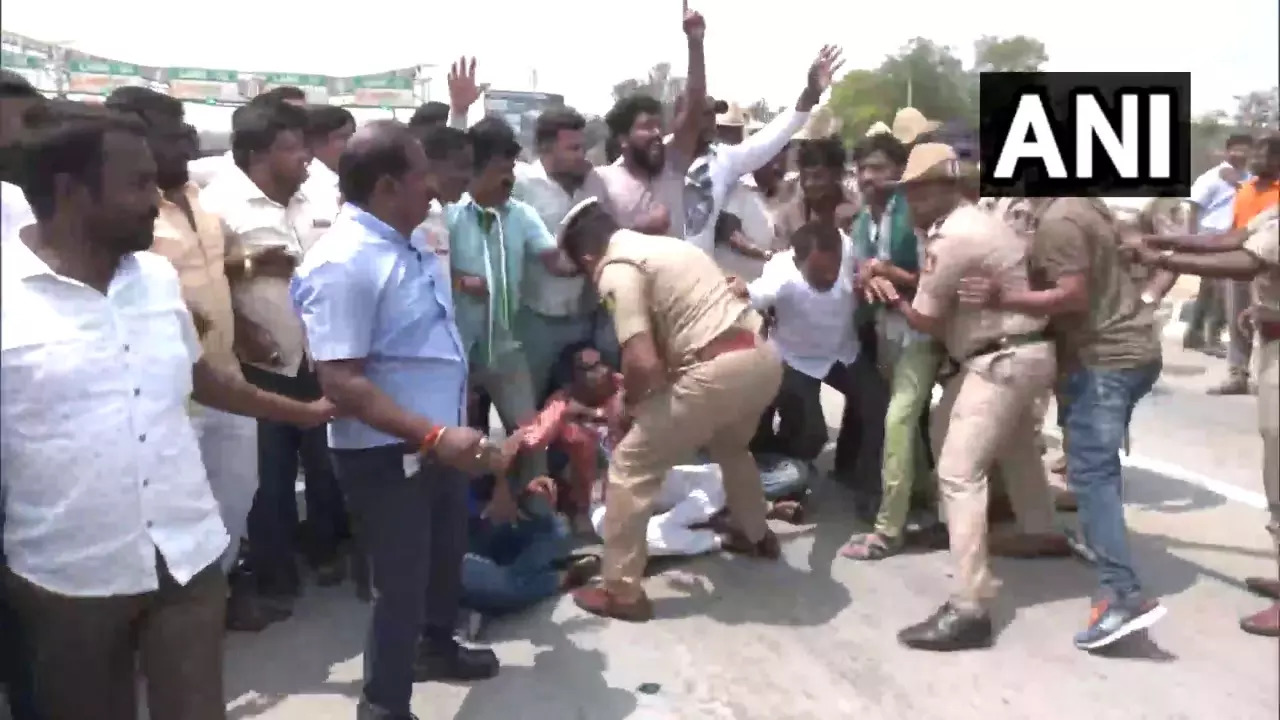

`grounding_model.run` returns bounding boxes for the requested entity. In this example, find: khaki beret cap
[897,143,960,184]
